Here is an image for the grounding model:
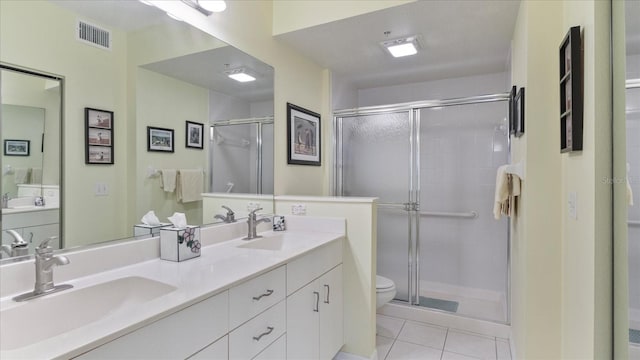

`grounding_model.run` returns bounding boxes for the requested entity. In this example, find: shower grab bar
[420,211,478,219]
[629,220,640,226]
